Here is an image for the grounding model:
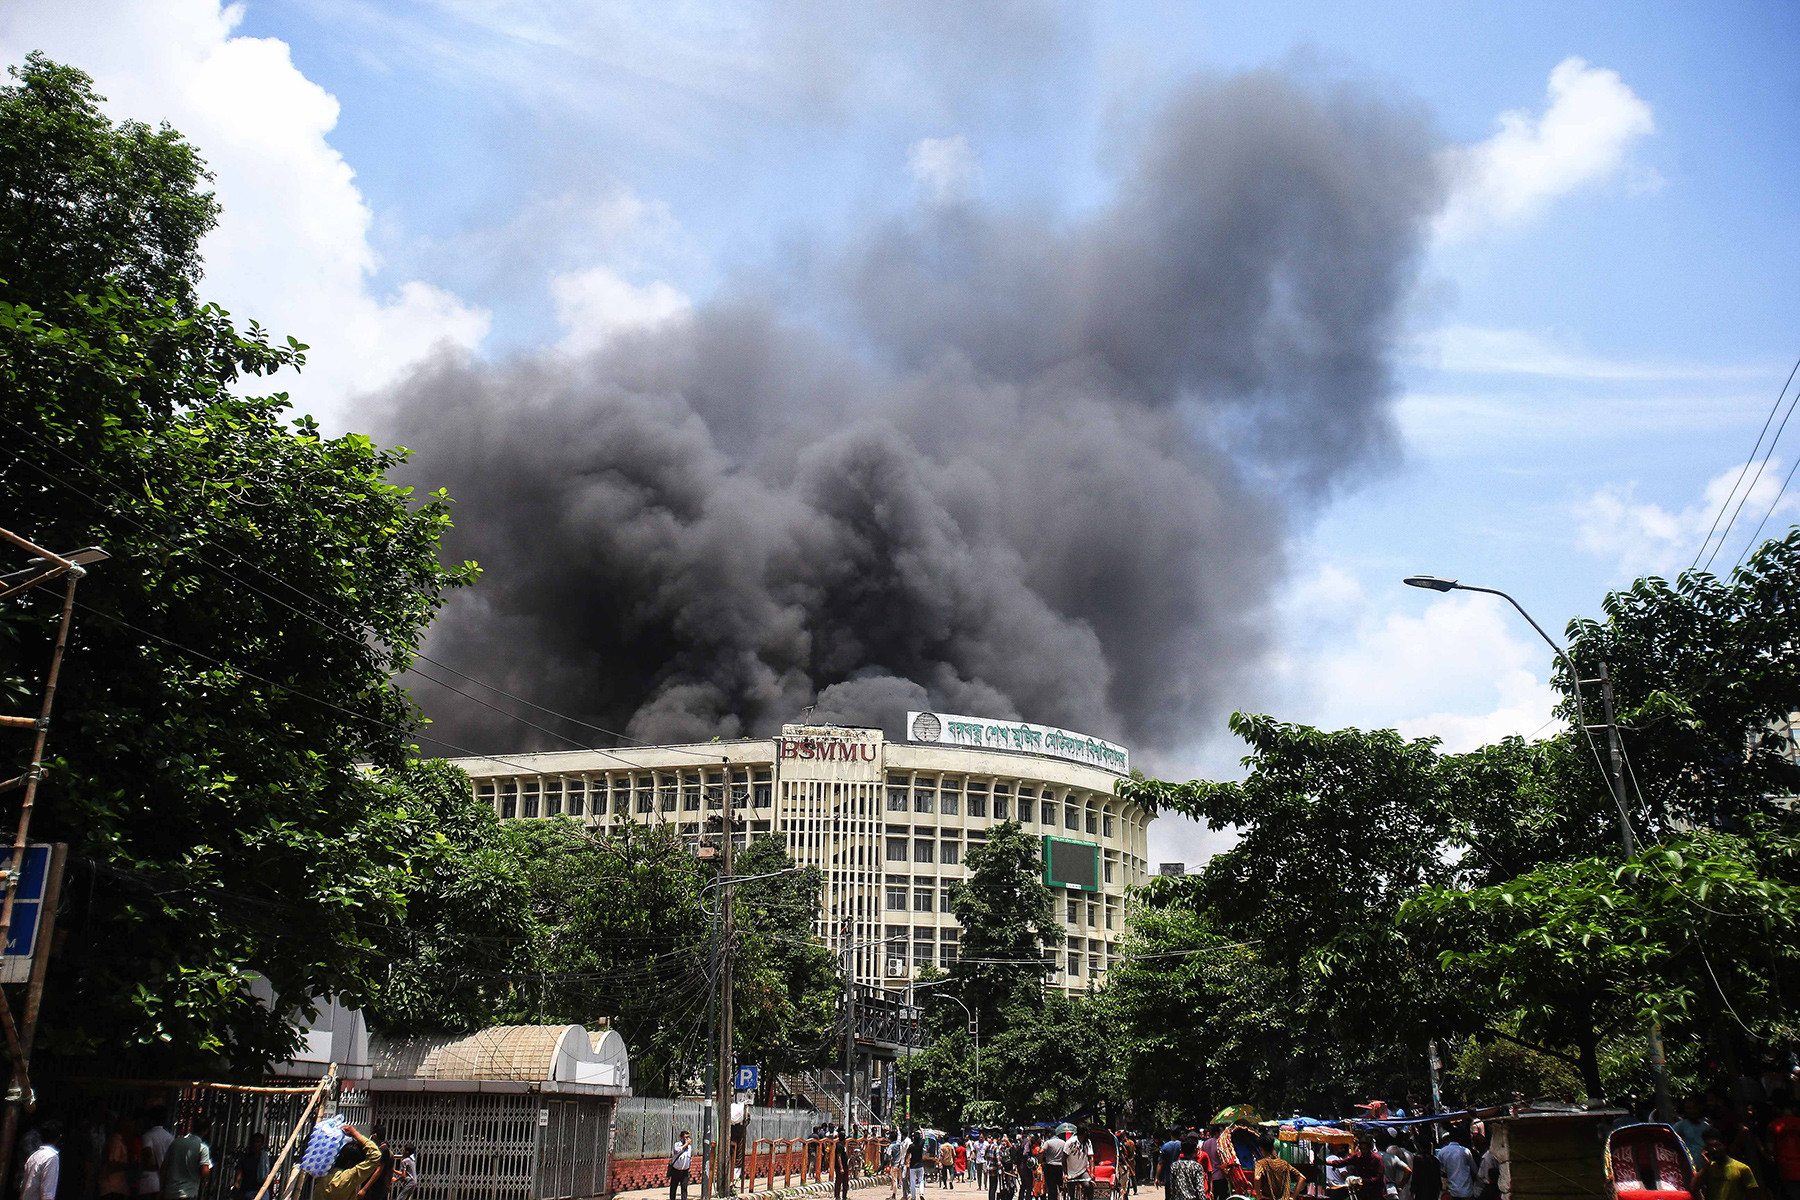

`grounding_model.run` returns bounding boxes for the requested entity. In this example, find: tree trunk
[1577,1026,1603,1100]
